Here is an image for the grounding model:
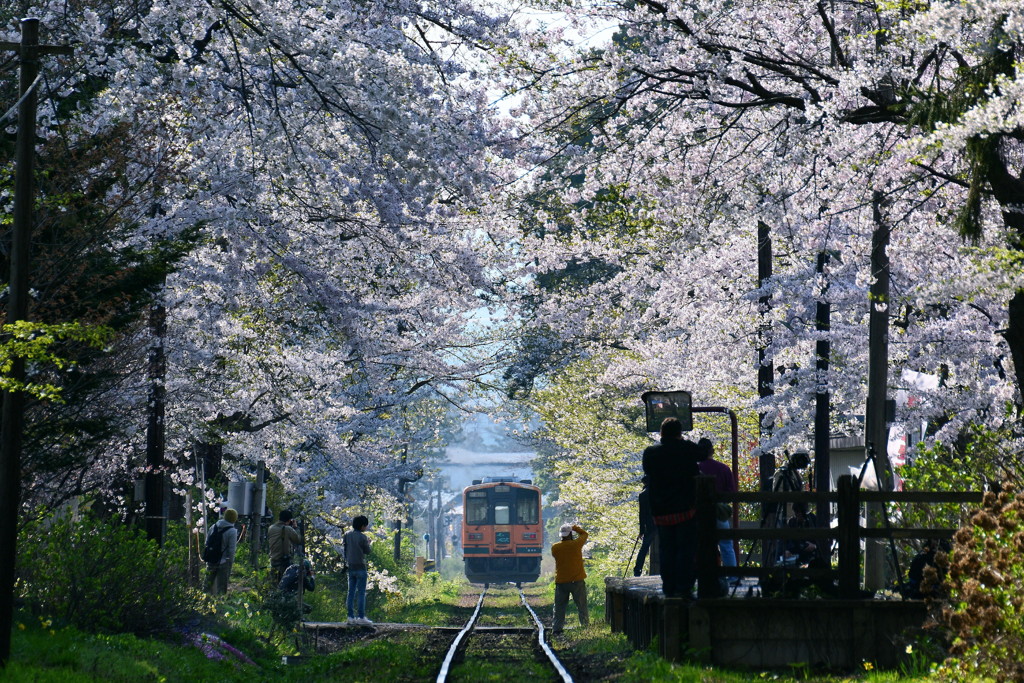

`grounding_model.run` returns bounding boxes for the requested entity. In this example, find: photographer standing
[551,523,589,635]
[268,509,300,584]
